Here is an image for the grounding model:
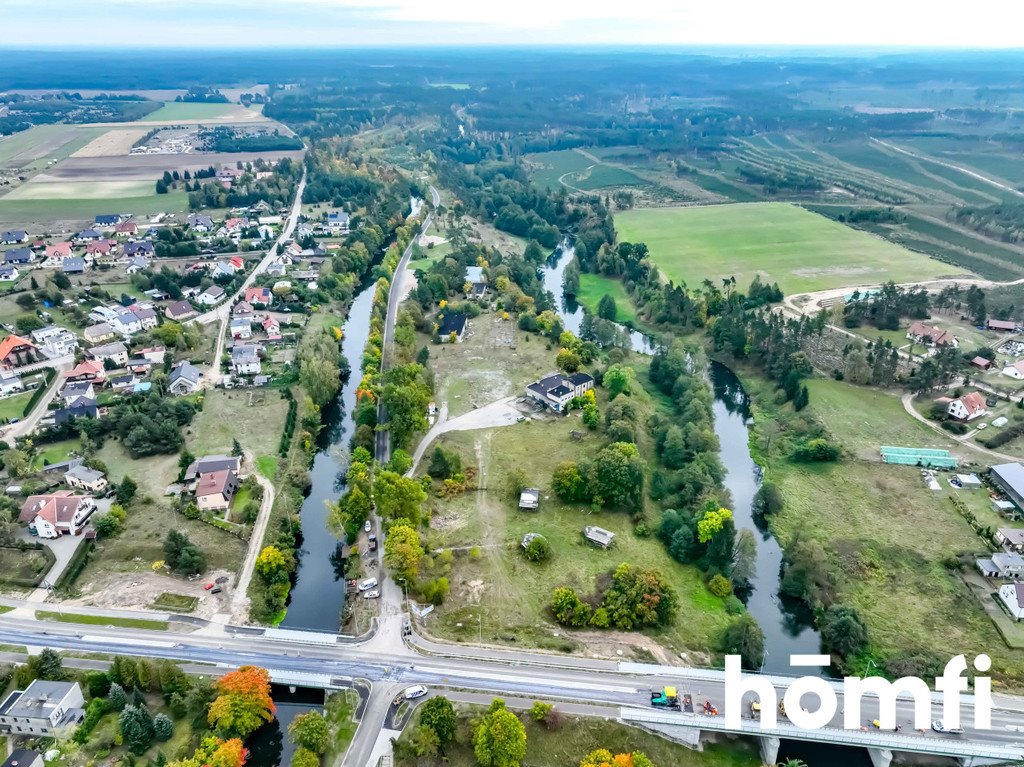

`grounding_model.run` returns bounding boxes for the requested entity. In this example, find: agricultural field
[139,101,266,122]
[3,179,157,200]
[0,125,105,168]
[0,191,188,227]
[72,128,151,157]
[615,202,964,294]
[575,273,638,325]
